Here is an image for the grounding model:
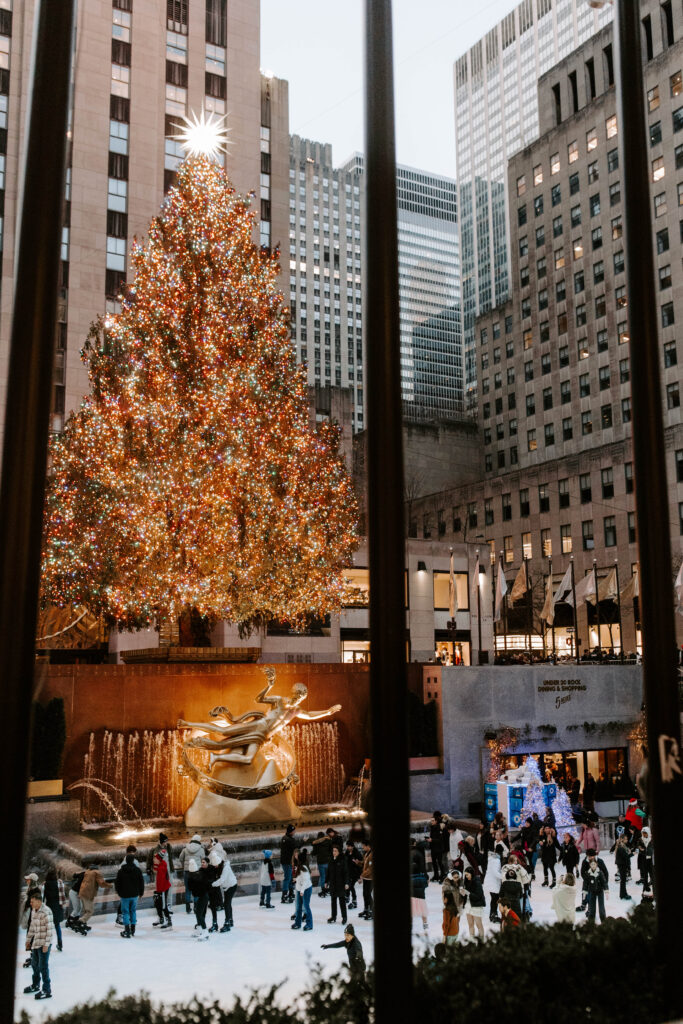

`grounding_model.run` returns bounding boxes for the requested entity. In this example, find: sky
[260,0,517,179]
